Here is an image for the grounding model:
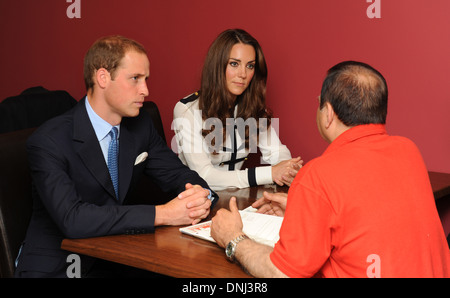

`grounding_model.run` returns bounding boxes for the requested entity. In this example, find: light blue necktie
[107,127,119,198]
